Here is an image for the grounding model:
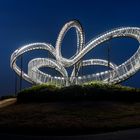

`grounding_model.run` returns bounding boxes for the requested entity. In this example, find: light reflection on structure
[10,20,140,86]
